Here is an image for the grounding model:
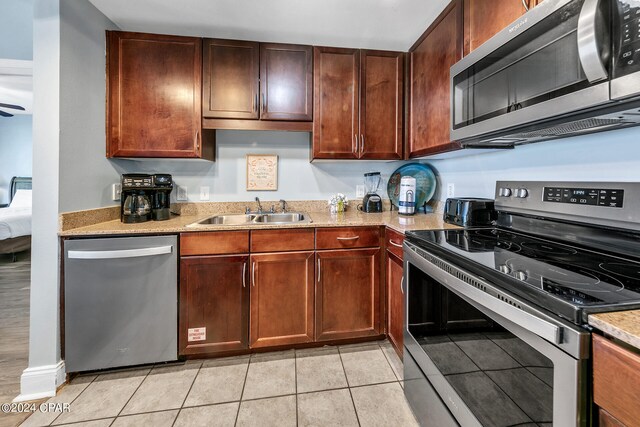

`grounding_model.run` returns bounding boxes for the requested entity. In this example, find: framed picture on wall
[246,154,278,191]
